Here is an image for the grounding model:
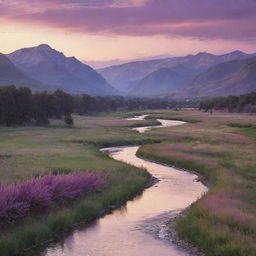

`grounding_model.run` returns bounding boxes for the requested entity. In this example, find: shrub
[0,173,106,225]
[64,114,74,127]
